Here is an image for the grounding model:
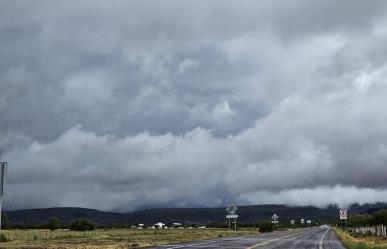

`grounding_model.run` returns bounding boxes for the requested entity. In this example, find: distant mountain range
[5,203,387,226]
